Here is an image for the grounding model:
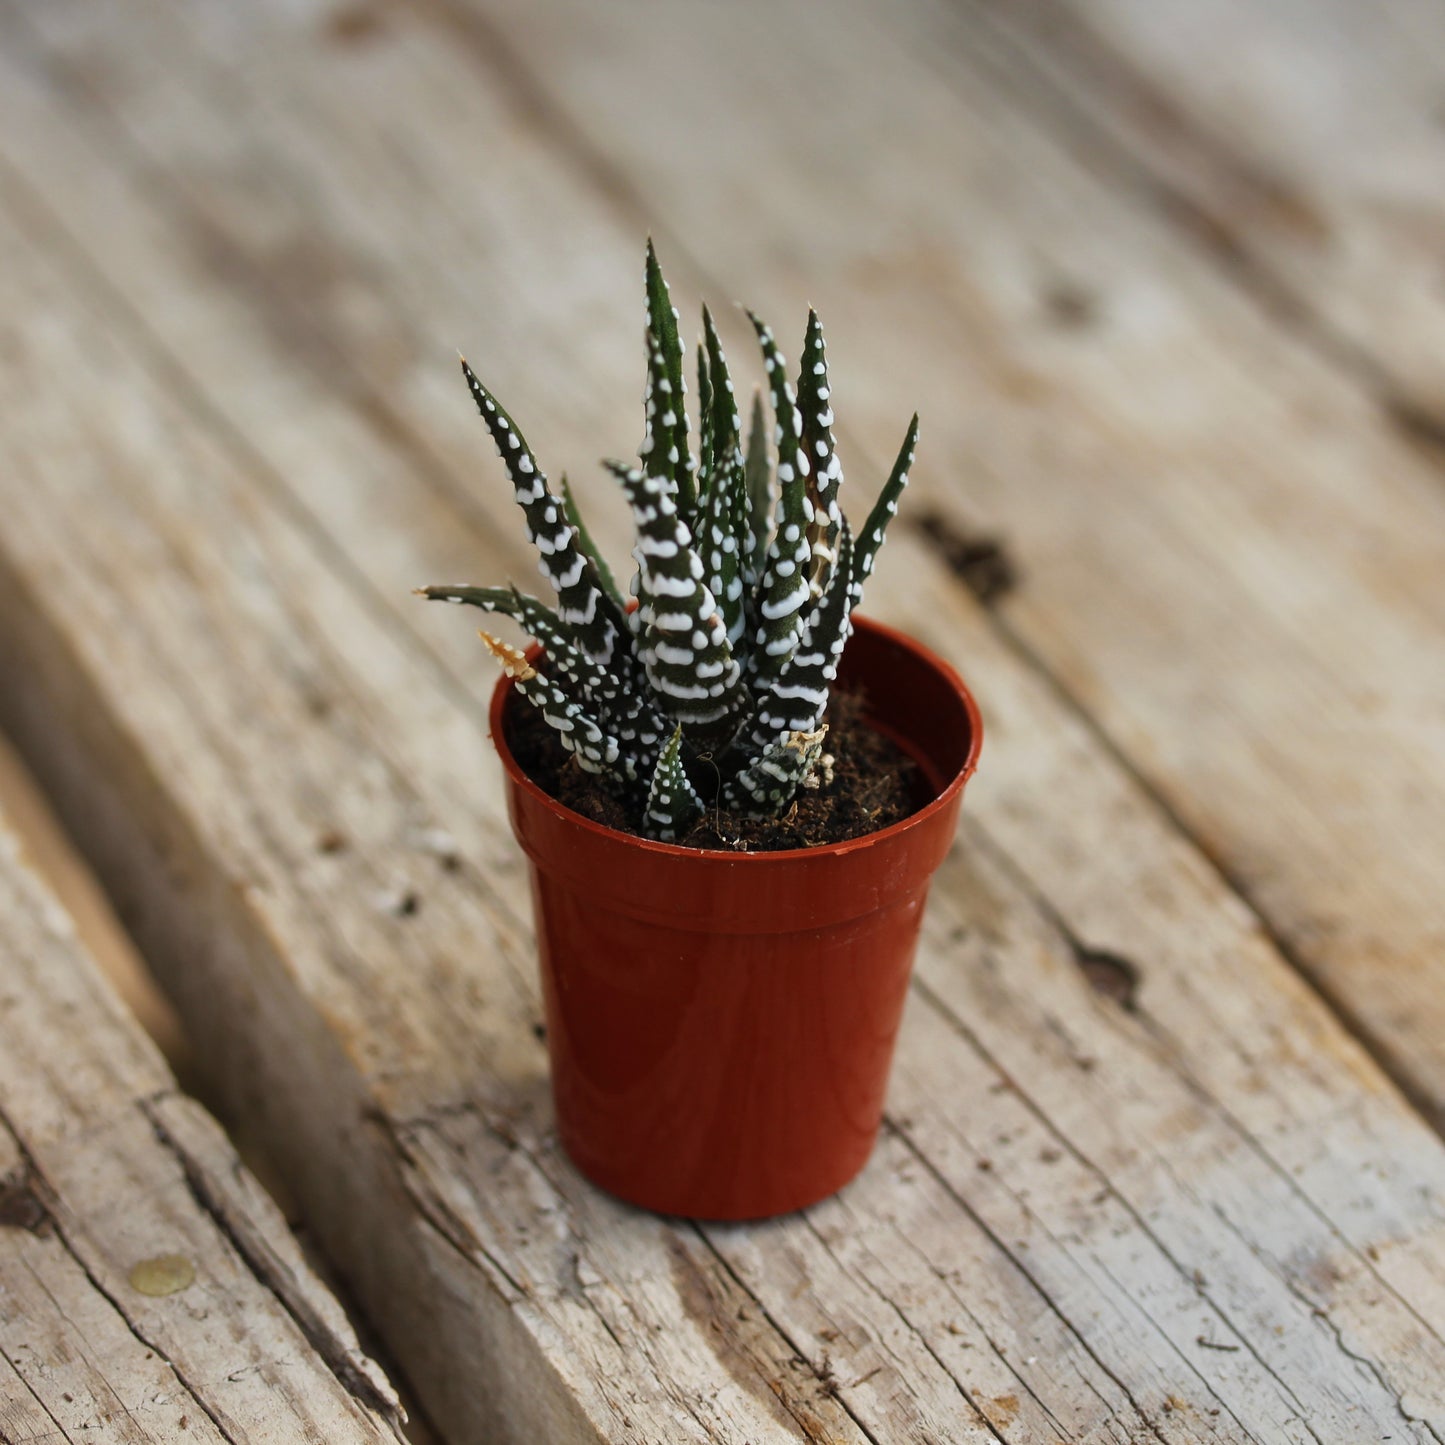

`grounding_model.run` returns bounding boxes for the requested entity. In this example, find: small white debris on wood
[373,884,420,918]
[410,827,460,869]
